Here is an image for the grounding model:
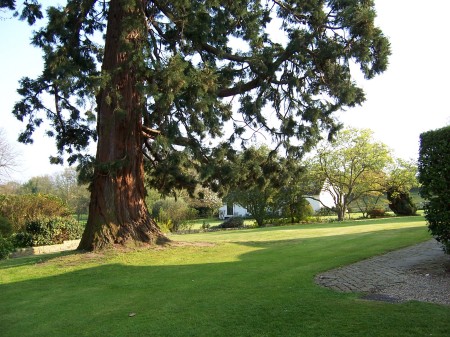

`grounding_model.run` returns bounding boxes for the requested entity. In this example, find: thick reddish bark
[78,0,167,251]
